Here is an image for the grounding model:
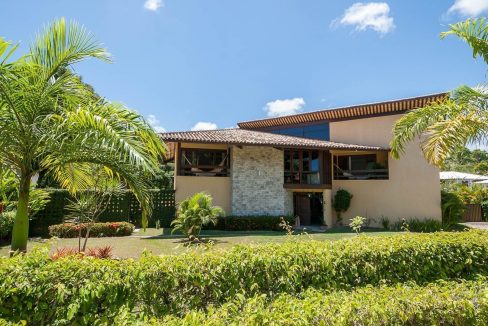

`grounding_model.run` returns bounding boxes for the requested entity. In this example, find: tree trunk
[10,174,31,253]
[82,226,91,252]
